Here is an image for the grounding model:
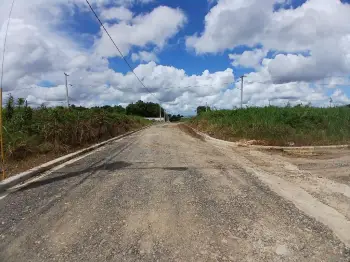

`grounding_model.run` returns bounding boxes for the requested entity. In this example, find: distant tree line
[167,114,184,122]
[70,104,126,114]
[70,101,162,117]
[9,96,185,121]
[125,100,165,117]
